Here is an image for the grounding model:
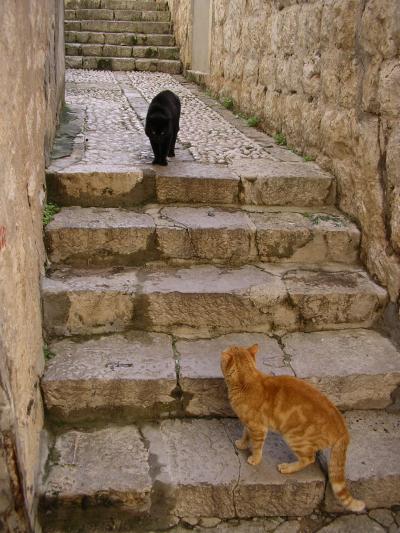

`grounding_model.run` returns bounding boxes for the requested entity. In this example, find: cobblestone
[55,69,270,169]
